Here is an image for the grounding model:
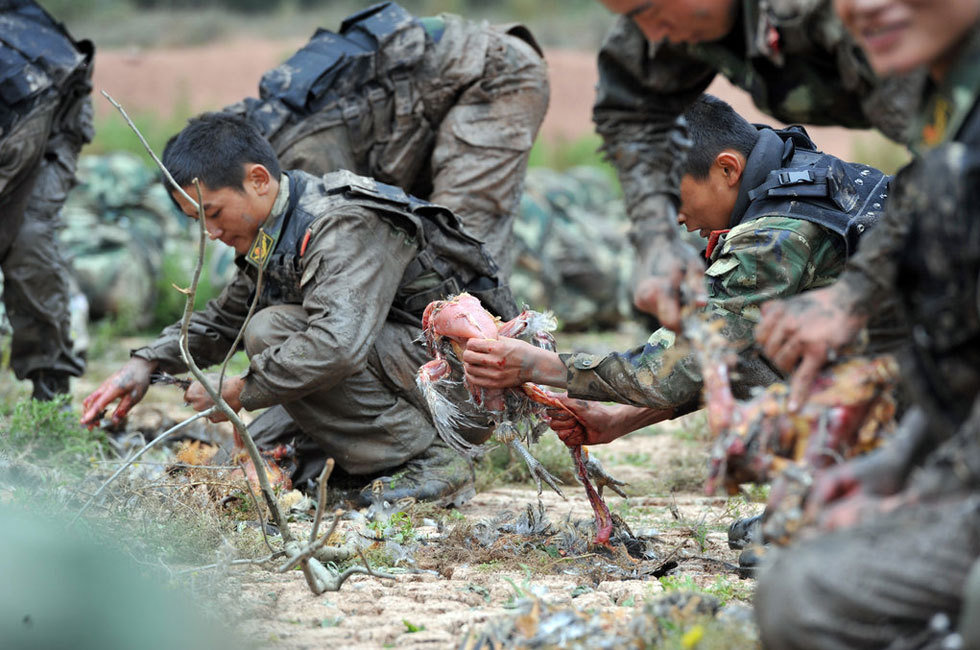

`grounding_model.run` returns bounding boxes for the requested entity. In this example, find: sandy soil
[225,426,758,649]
